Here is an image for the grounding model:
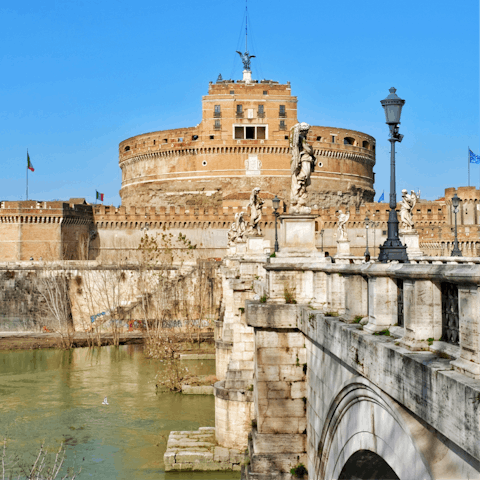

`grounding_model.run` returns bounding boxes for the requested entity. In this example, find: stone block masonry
[164,427,243,471]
